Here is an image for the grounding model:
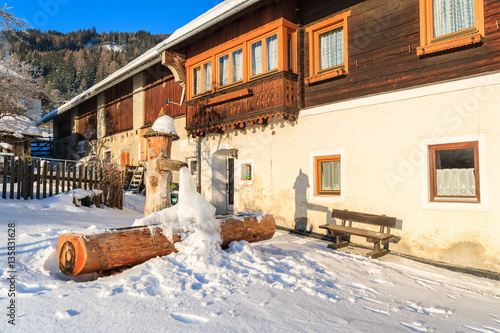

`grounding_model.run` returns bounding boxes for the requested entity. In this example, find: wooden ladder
[127,164,145,194]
